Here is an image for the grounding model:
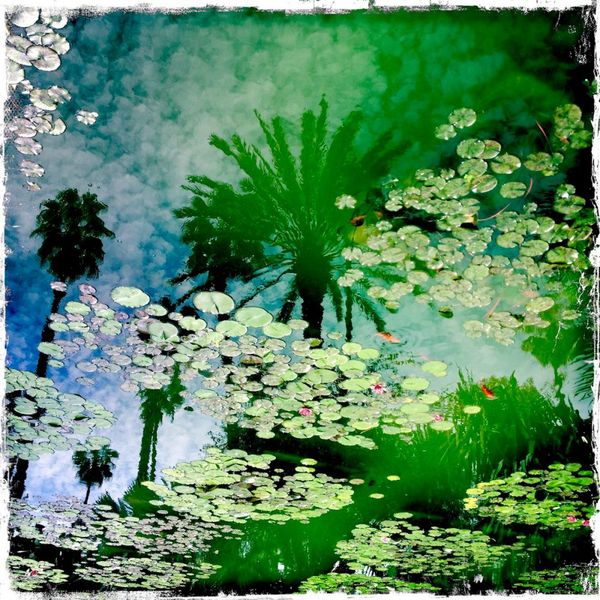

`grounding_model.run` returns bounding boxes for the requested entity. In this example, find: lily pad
[193,291,235,315]
[111,286,150,308]
[401,377,430,391]
[500,181,527,199]
[234,306,273,327]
